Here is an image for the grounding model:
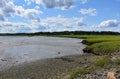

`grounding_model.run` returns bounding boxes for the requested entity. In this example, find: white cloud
[0,15,86,33]
[0,0,15,21]
[2,2,15,17]
[98,20,120,27]
[39,16,86,31]
[24,0,74,10]
[90,20,120,32]
[35,6,40,9]
[25,0,89,10]
[0,0,42,22]
[80,8,97,16]
[0,0,42,32]
[35,0,42,4]
[76,21,86,26]
[0,21,43,33]
[0,21,28,33]
[40,16,85,27]
[42,0,74,10]
[0,0,88,33]
[15,6,42,22]
[24,0,42,5]
[0,16,86,33]
[24,0,90,10]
